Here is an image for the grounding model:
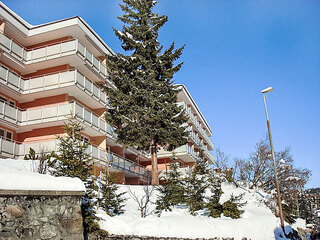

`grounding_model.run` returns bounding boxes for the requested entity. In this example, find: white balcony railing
[186,126,201,146]
[179,102,214,150]
[0,33,108,80]
[174,144,201,162]
[0,137,150,180]
[0,65,109,107]
[0,101,117,138]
